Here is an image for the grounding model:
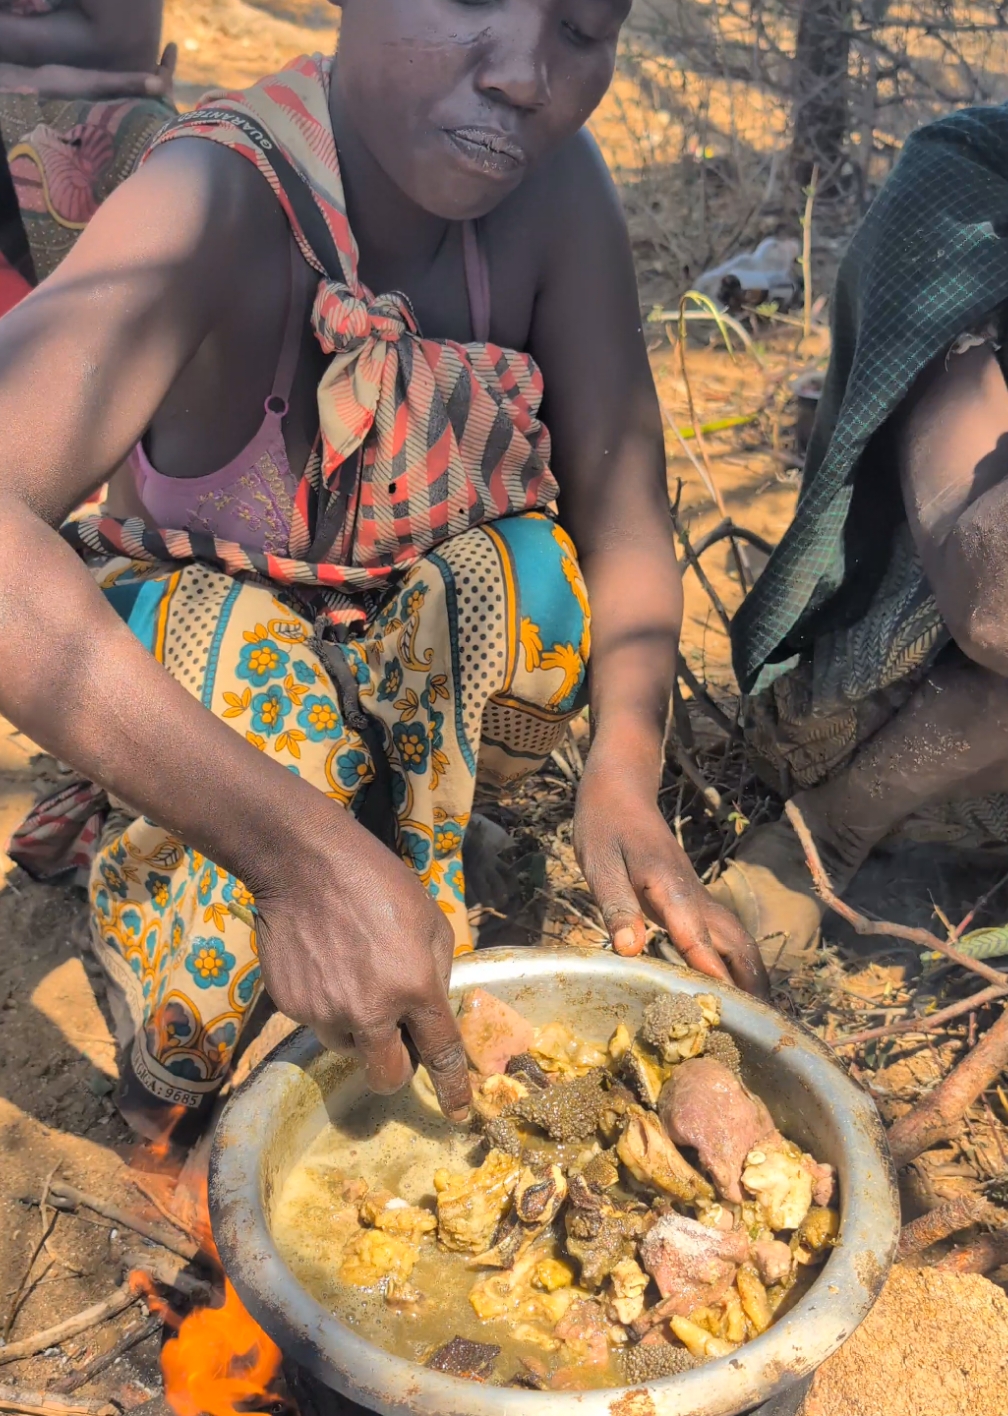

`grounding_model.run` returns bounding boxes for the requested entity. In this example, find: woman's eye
[562,19,597,46]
